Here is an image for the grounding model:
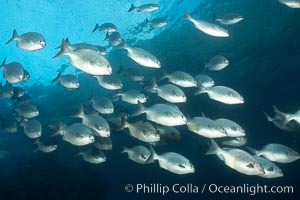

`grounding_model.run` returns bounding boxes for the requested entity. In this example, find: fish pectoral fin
[267,167,274,172]
[246,163,254,168]
[178,163,186,168]
[90,61,99,67]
